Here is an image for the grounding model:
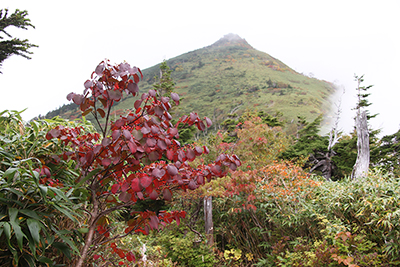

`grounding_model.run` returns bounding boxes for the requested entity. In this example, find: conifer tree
[0,9,38,73]
[153,60,175,97]
[376,130,400,176]
[280,115,330,176]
